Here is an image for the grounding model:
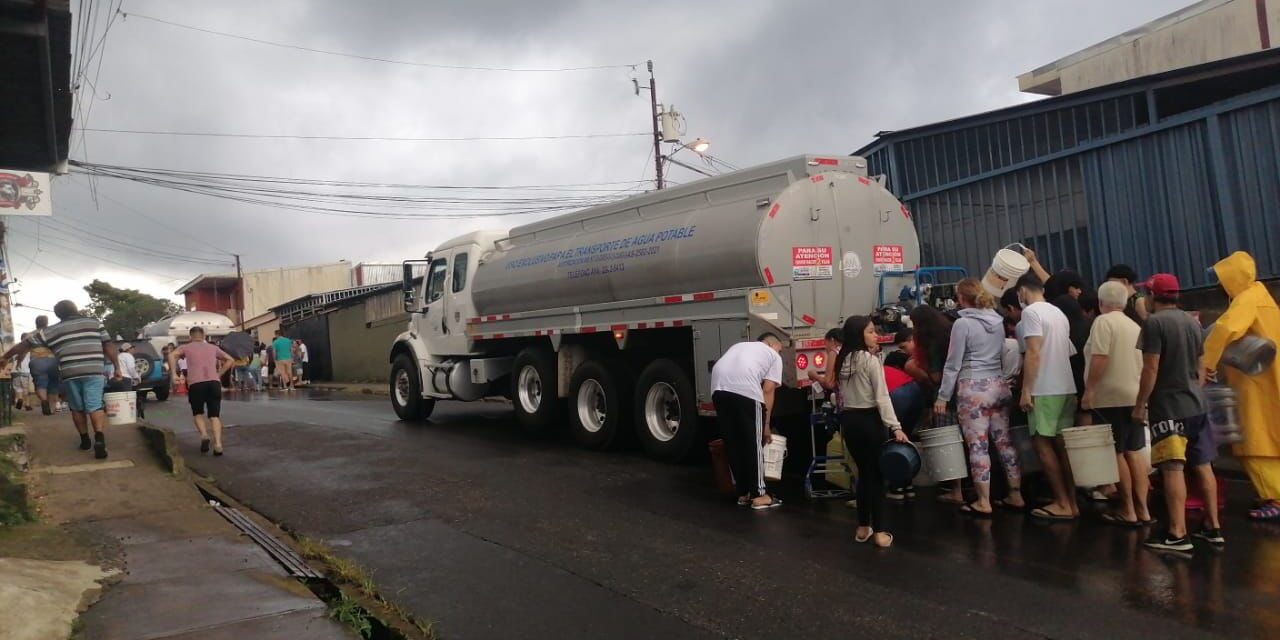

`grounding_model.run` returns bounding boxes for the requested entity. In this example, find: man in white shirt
[298,341,310,383]
[117,343,141,388]
[710,333,784,510]
[1016,274,1080,521]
